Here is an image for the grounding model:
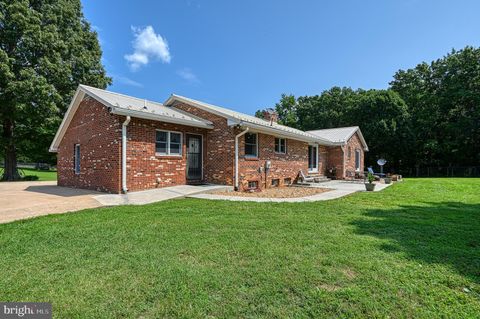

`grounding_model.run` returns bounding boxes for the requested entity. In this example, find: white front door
[308,145,318,173]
